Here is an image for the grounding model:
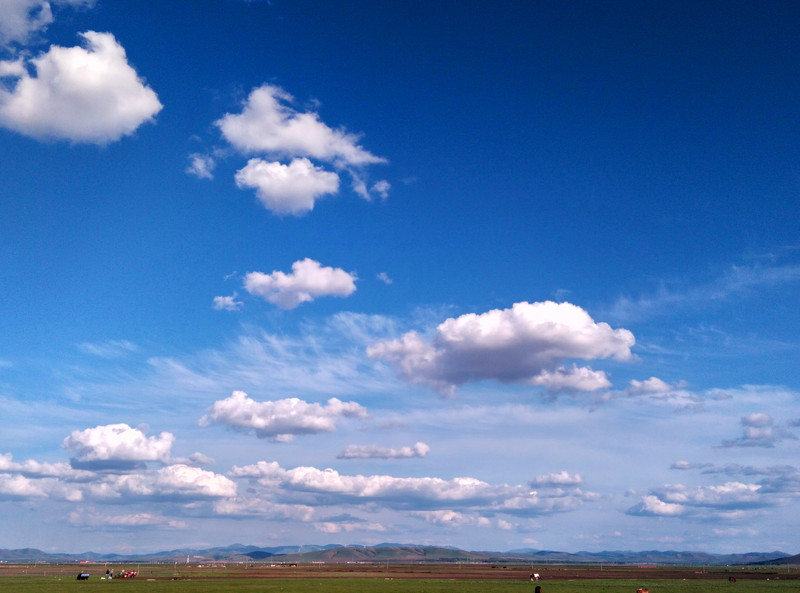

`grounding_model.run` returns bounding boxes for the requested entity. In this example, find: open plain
[1,562,798,593]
